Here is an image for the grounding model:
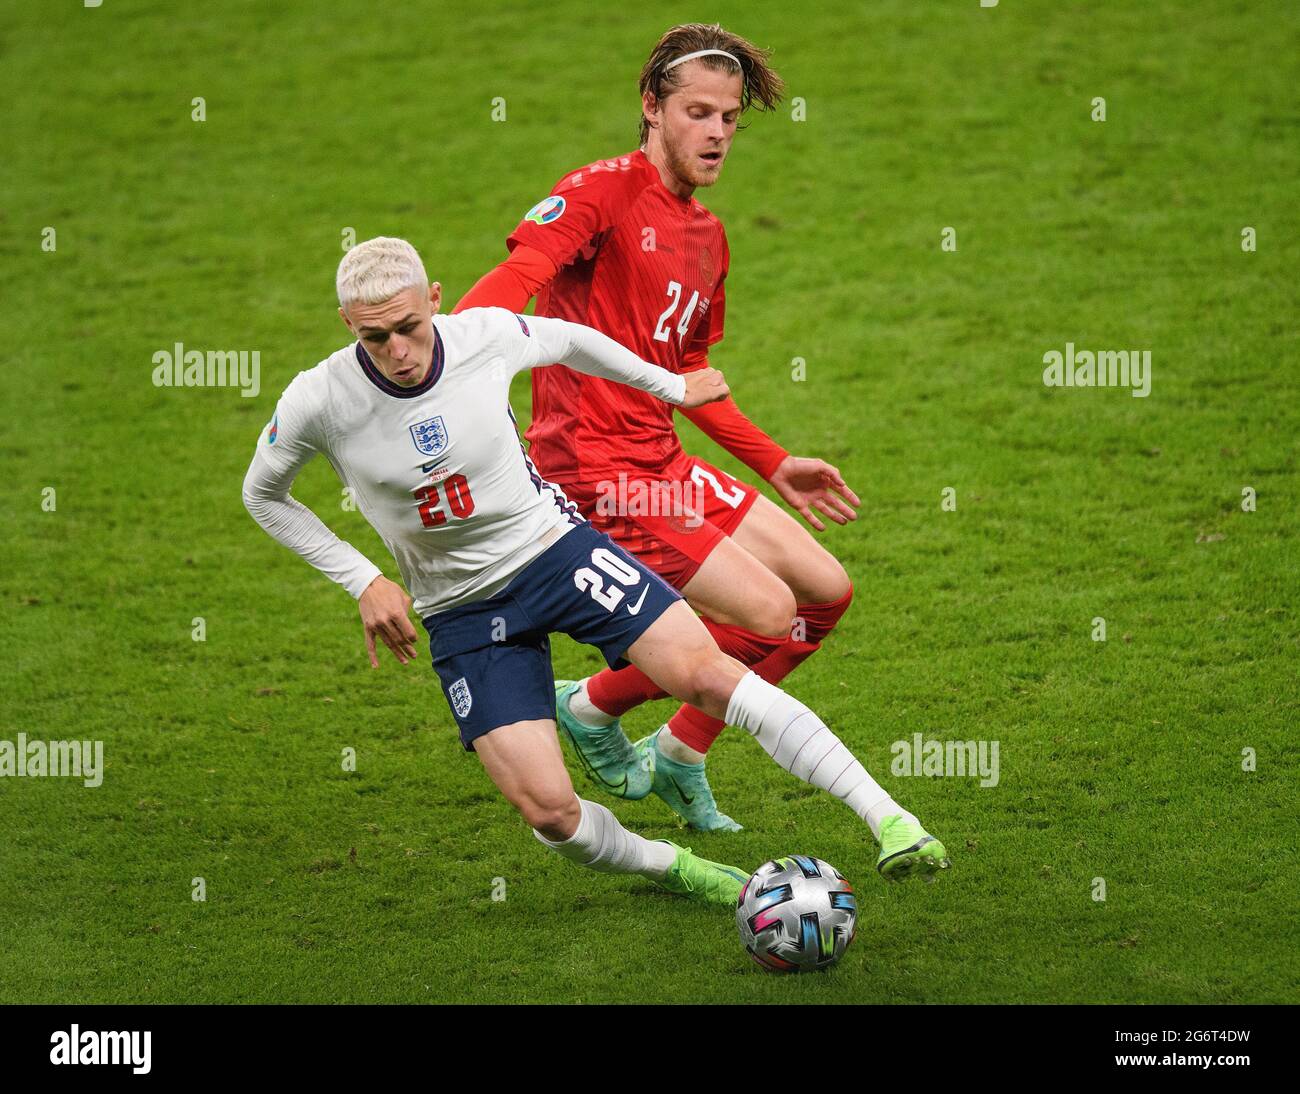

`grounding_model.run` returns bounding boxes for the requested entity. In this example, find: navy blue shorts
[421,522,682,750]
